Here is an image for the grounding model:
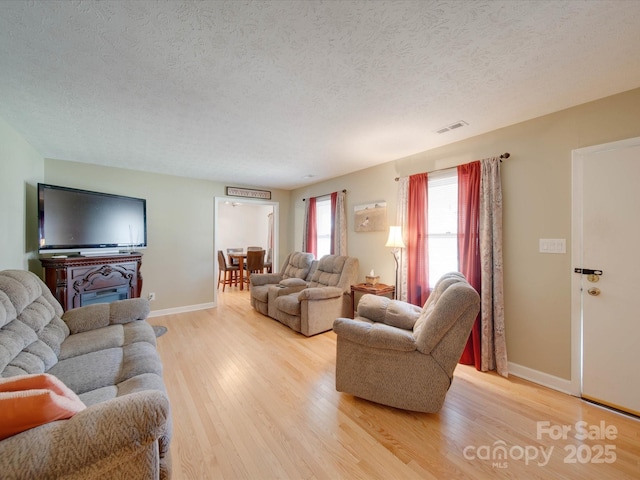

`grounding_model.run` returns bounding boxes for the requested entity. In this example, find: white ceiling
[1,1,640,190]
